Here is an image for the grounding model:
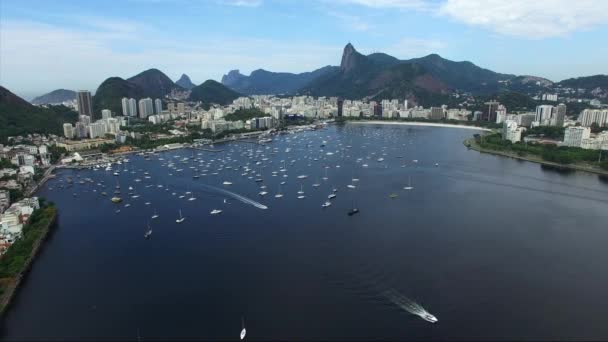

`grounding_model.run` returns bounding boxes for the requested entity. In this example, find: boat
[297,175,308,179]
[297,195,306,199]
[210,209,222,215]
[223,181,233,185]
[176,210,185,223]
[151,210,159,219]
[240,317,247,340]
[111,197,122,203]
[144,223,152,239]
[389,194,398,199]
[348,200,360,216]
[421,313,438,323]
[403,176,414,190]
[328,193,336,199]
[259,191,268,196]
[297,185,305,195]
[322,201,332,208]
[347,184,356,189]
